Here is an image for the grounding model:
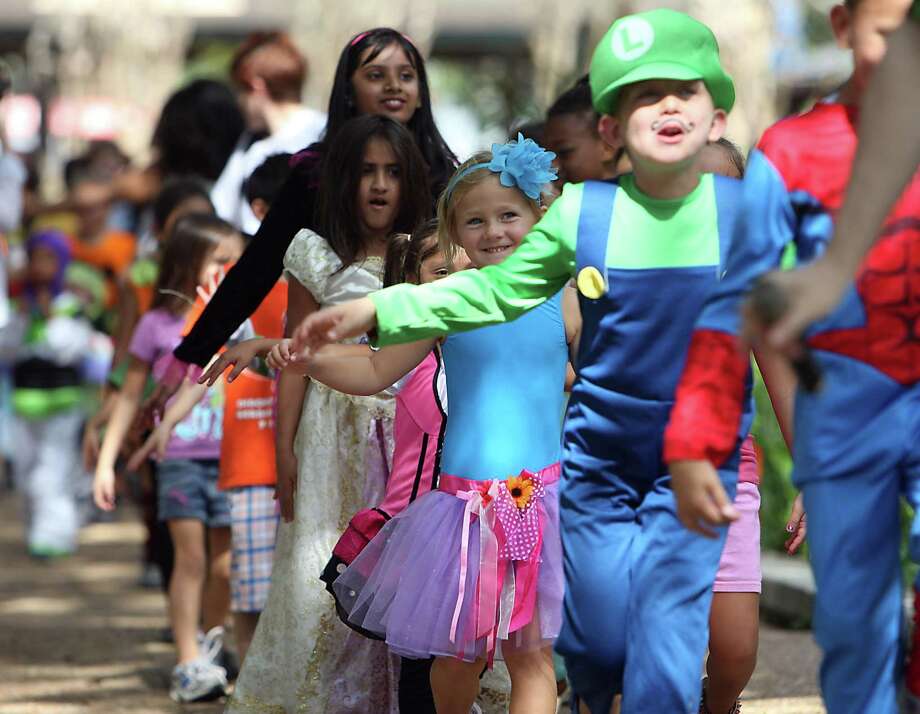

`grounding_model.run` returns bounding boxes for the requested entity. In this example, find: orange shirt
[189,278,287,490]
[68,231,136,307]
[220,371,278,489]
[134,282,155,315]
